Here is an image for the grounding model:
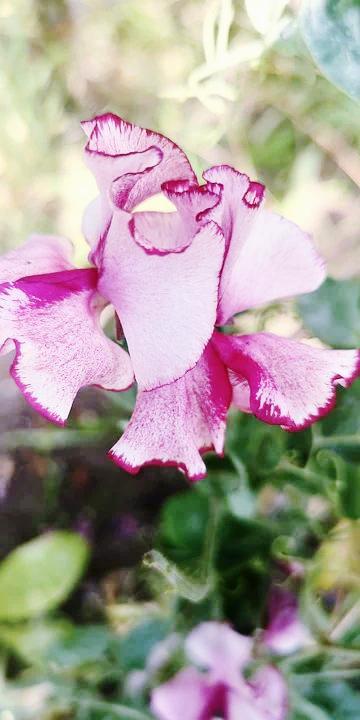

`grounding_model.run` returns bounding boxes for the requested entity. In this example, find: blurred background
[0,1,359,718]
